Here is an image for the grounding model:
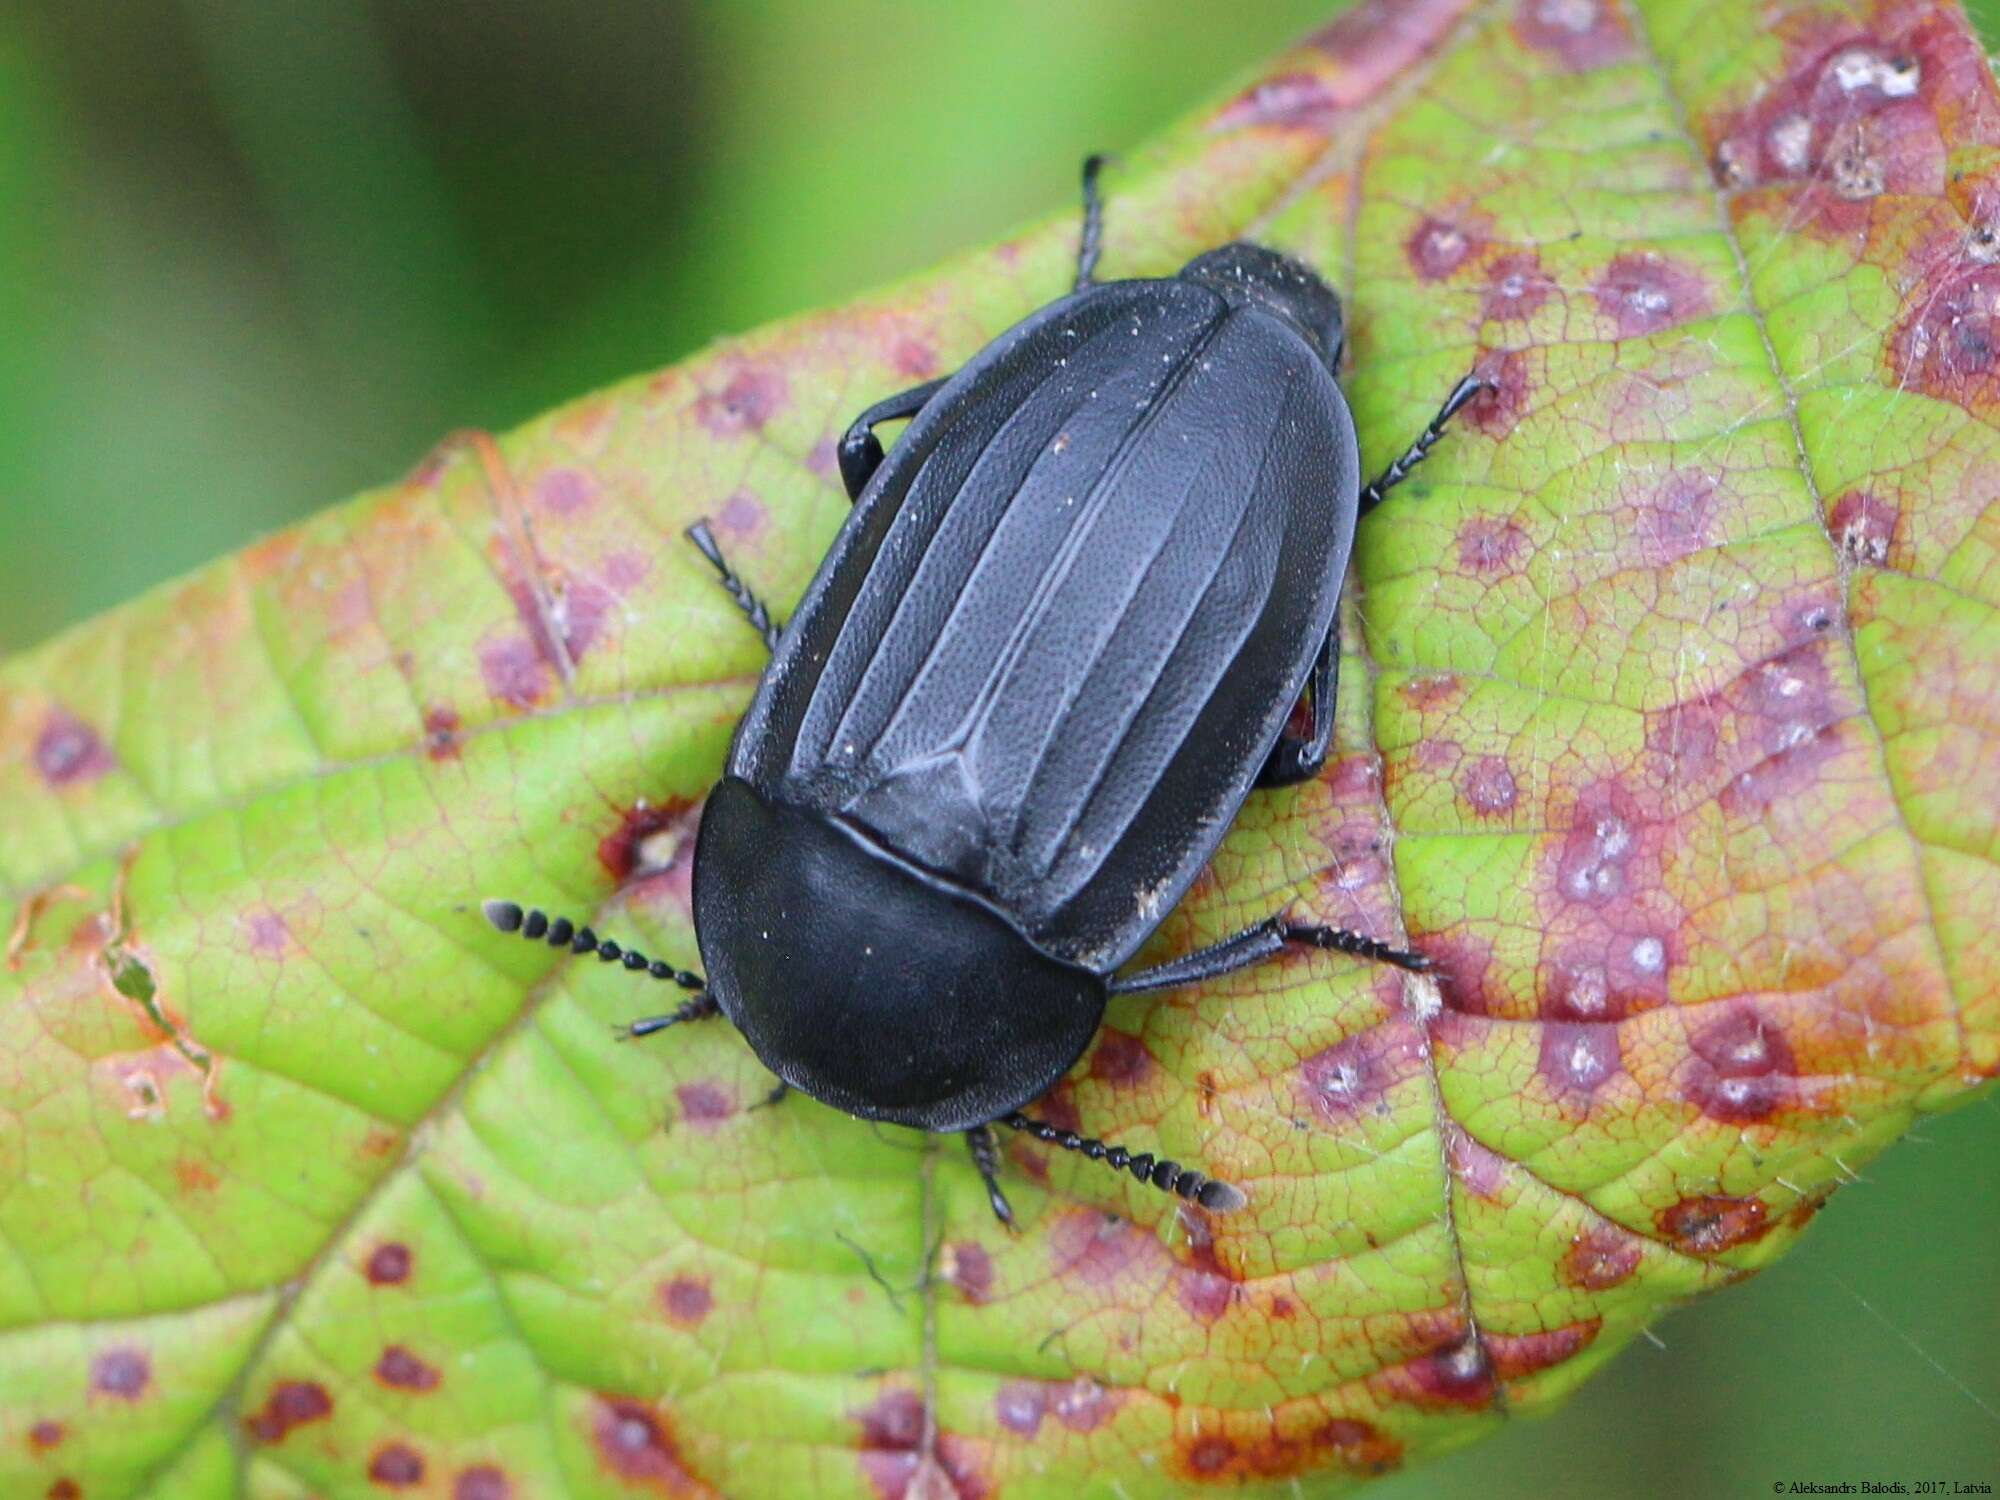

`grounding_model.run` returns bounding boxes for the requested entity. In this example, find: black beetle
[486,158,1486,1222]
